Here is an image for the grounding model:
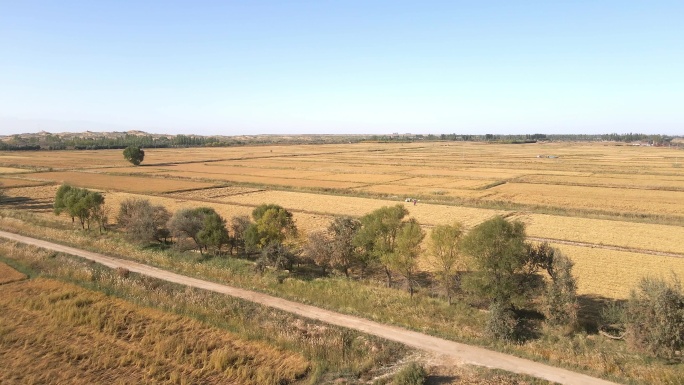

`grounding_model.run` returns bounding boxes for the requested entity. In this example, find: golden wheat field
[0,275,309,385]
[1,141,684,298]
